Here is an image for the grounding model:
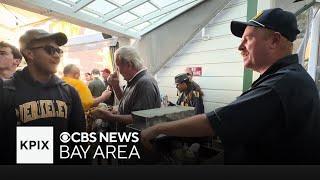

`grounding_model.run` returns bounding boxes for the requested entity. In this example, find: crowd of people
[0,8,320,165]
